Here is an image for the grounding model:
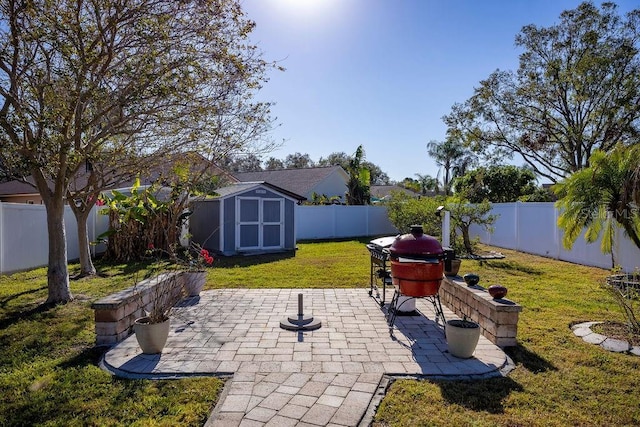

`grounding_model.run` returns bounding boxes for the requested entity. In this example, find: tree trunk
[461,225,474,254]
[75,208,96,277]
[45,199,73,304]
